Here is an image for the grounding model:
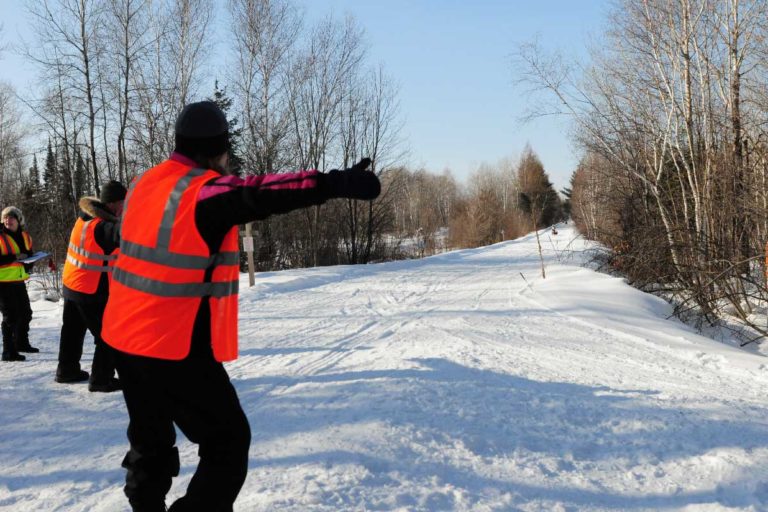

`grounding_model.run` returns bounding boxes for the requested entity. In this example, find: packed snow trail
[2,225,768,511]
